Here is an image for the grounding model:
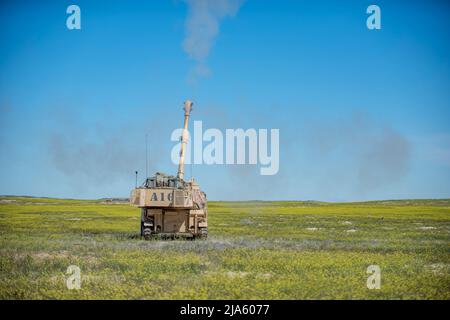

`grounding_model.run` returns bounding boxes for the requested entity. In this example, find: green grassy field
[0,196,449,299]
